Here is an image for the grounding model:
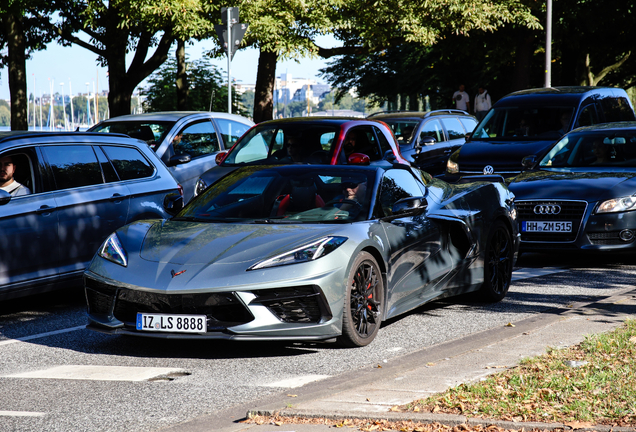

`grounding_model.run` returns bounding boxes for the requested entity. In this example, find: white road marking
[0,325,86,347]
[0,411,46,417]
[512,267,569,282]
[4,365,185,382]
[262,374,331,388]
